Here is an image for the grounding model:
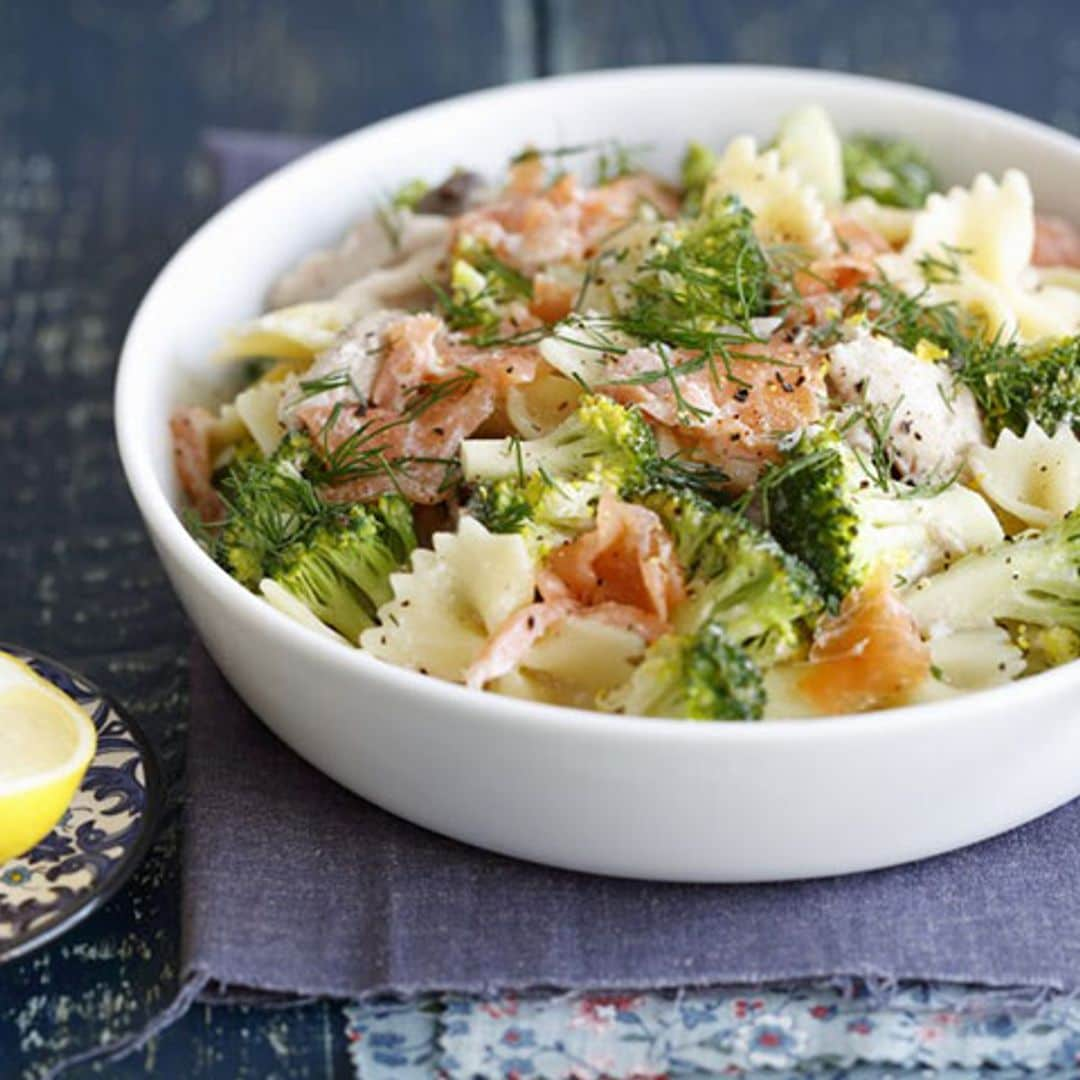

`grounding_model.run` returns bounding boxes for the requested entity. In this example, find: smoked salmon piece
[454,170,679,278]
[465,492,686,688]
[170,406,225,523]
[545,491,686,628]
[1033,214,1080,268]
[601,338,824,487]
[465,598,577,689]
[529,274,577,323]
[288,312,544,504]
[299,378,496,505]
[799,570,930,714]
[372,313,542,412]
